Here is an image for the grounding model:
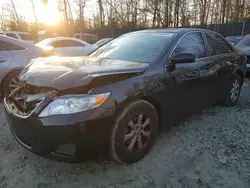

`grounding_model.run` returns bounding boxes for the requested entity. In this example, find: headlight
[38,93,110,117]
